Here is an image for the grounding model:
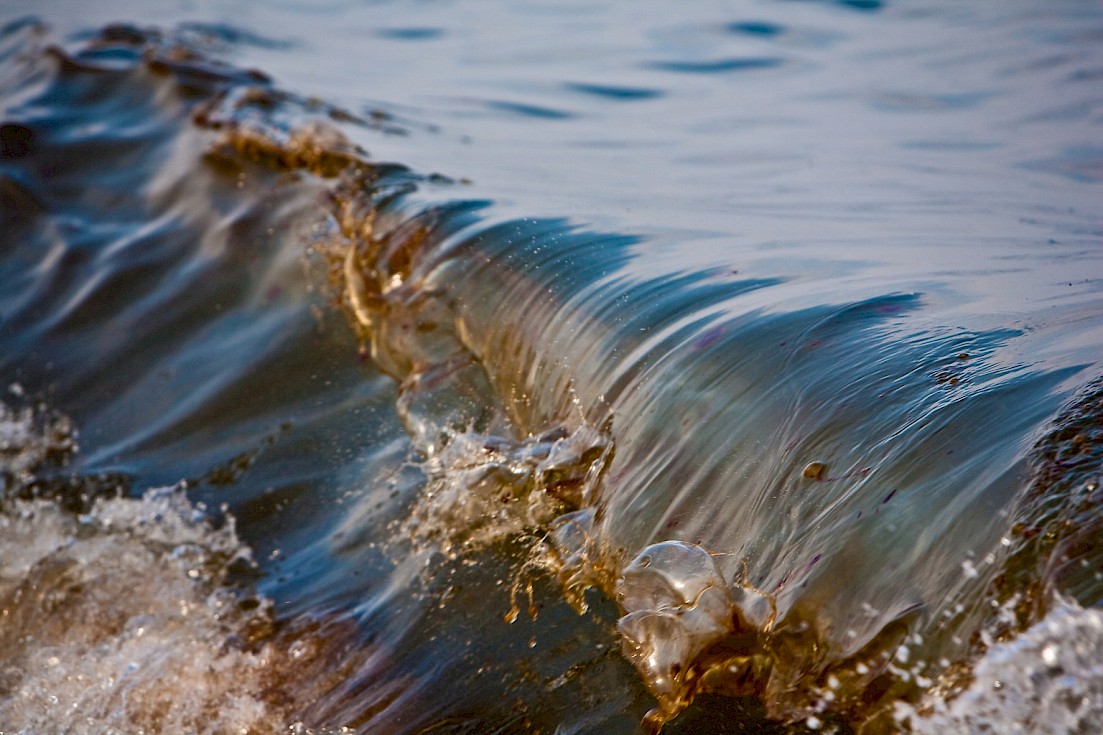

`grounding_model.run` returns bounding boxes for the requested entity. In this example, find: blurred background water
[1,1,1101,733]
